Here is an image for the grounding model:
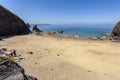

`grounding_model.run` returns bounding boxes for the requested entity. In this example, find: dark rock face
[0,60,37,80]
[32,25,42,33]
[0,38,2,40]
[112,21,120,40]
[0,5,31,36]
[32,25,43,35]
[26,23,31,28]
[58,30,63,34]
